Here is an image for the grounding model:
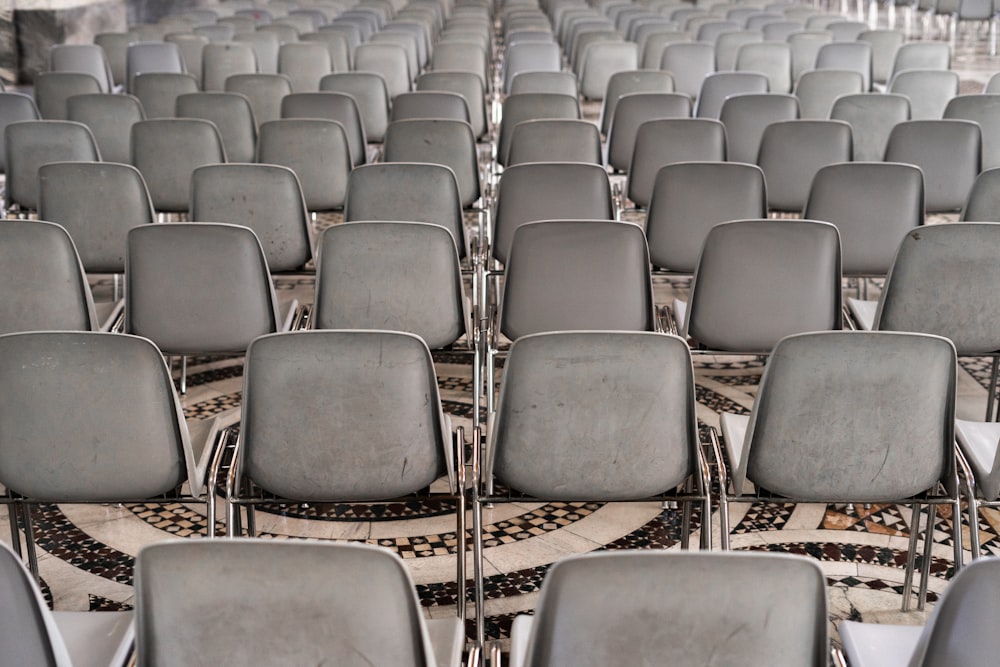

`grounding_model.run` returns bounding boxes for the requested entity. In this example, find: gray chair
[674,219,841,352]
[626,117,727,209]
[257,118,352,213]
[258,22,302,44]
[131,118,226,216]
[164,33,209,88]
[0,219,99,335]
[641,30,694,69]
[33,72,103,120]
[176,92,257,164]
[715,29,764,71]
[95,30,137,88]
[841,556,1000,666]
[719,92,799,164]
[858,28,904,88]
[321,72,392,144]
[579,40,639,100]
[660,41,716,99]
[787,29,833,83]
[383,118,483,209]
[5,120,101,214]
[0,330,217,577]
[355,42,412,99]
[944,94,1000,171]
[606,92,693,173]
[717,330,961,612]
[416,70,489,141]
[126,42,186,93]
[756,119,852,213]
[830,92,911,162]
[497,92,582,167]
[827,19,869,40]
[735,40,792,93]
[507,551,829,667]
[132,71,199,119]
[225,72,294,128]
[793,68,864,118]
[884,119,980,213]
[432,40,490,90]
[48,43,114,94]
[344,162,467,259]
[508,70,579,98]
[506,119,603,166]
[889,40,951,80]
[761,19,804,41]
[300,30,351,71]
[278,41,332,93]
[200,41,257,92]
[694,70,769,118]
[390,90,470,123]
[961,166,1000,221]
[370,29,421,82]
[598,69,675,137]
[0,540,133,667]
[887,68,960,120]
[804,162,924,277]
[134,540,463,667]
[234,30,281,74]
[280,91,367,167]
[502,40,562,94]
[66,93,145,164]
[491,162,615,266]
[311,221,468,350]
[190,163,313,273]
[815,41,872,92]
[0,92,40,175]
[645,161,767,275]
